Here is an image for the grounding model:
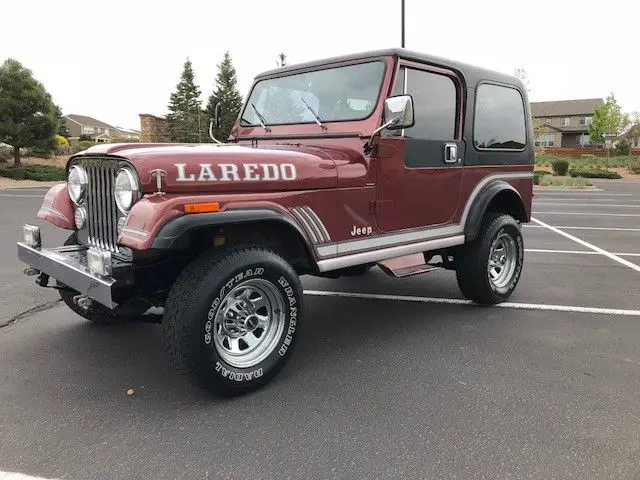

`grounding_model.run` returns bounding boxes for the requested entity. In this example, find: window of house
[562,117,570,126]
[580,116,592,126]
[545,118,552,124]
[473,83,526,150]
[534,133,556,147]
[83,127,95,134]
